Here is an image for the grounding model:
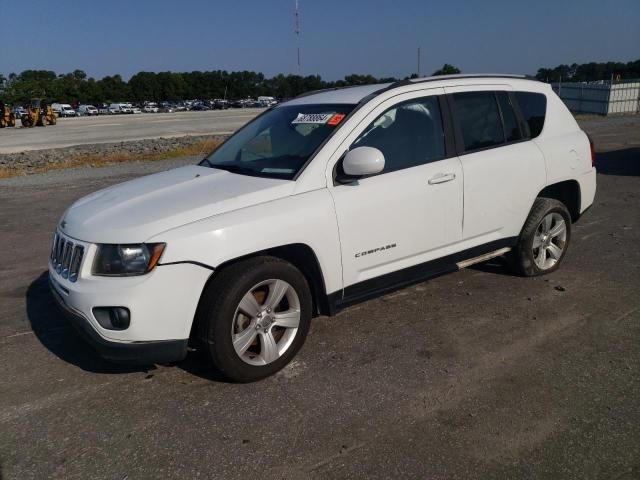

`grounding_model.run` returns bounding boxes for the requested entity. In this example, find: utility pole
[294,0,301,75]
